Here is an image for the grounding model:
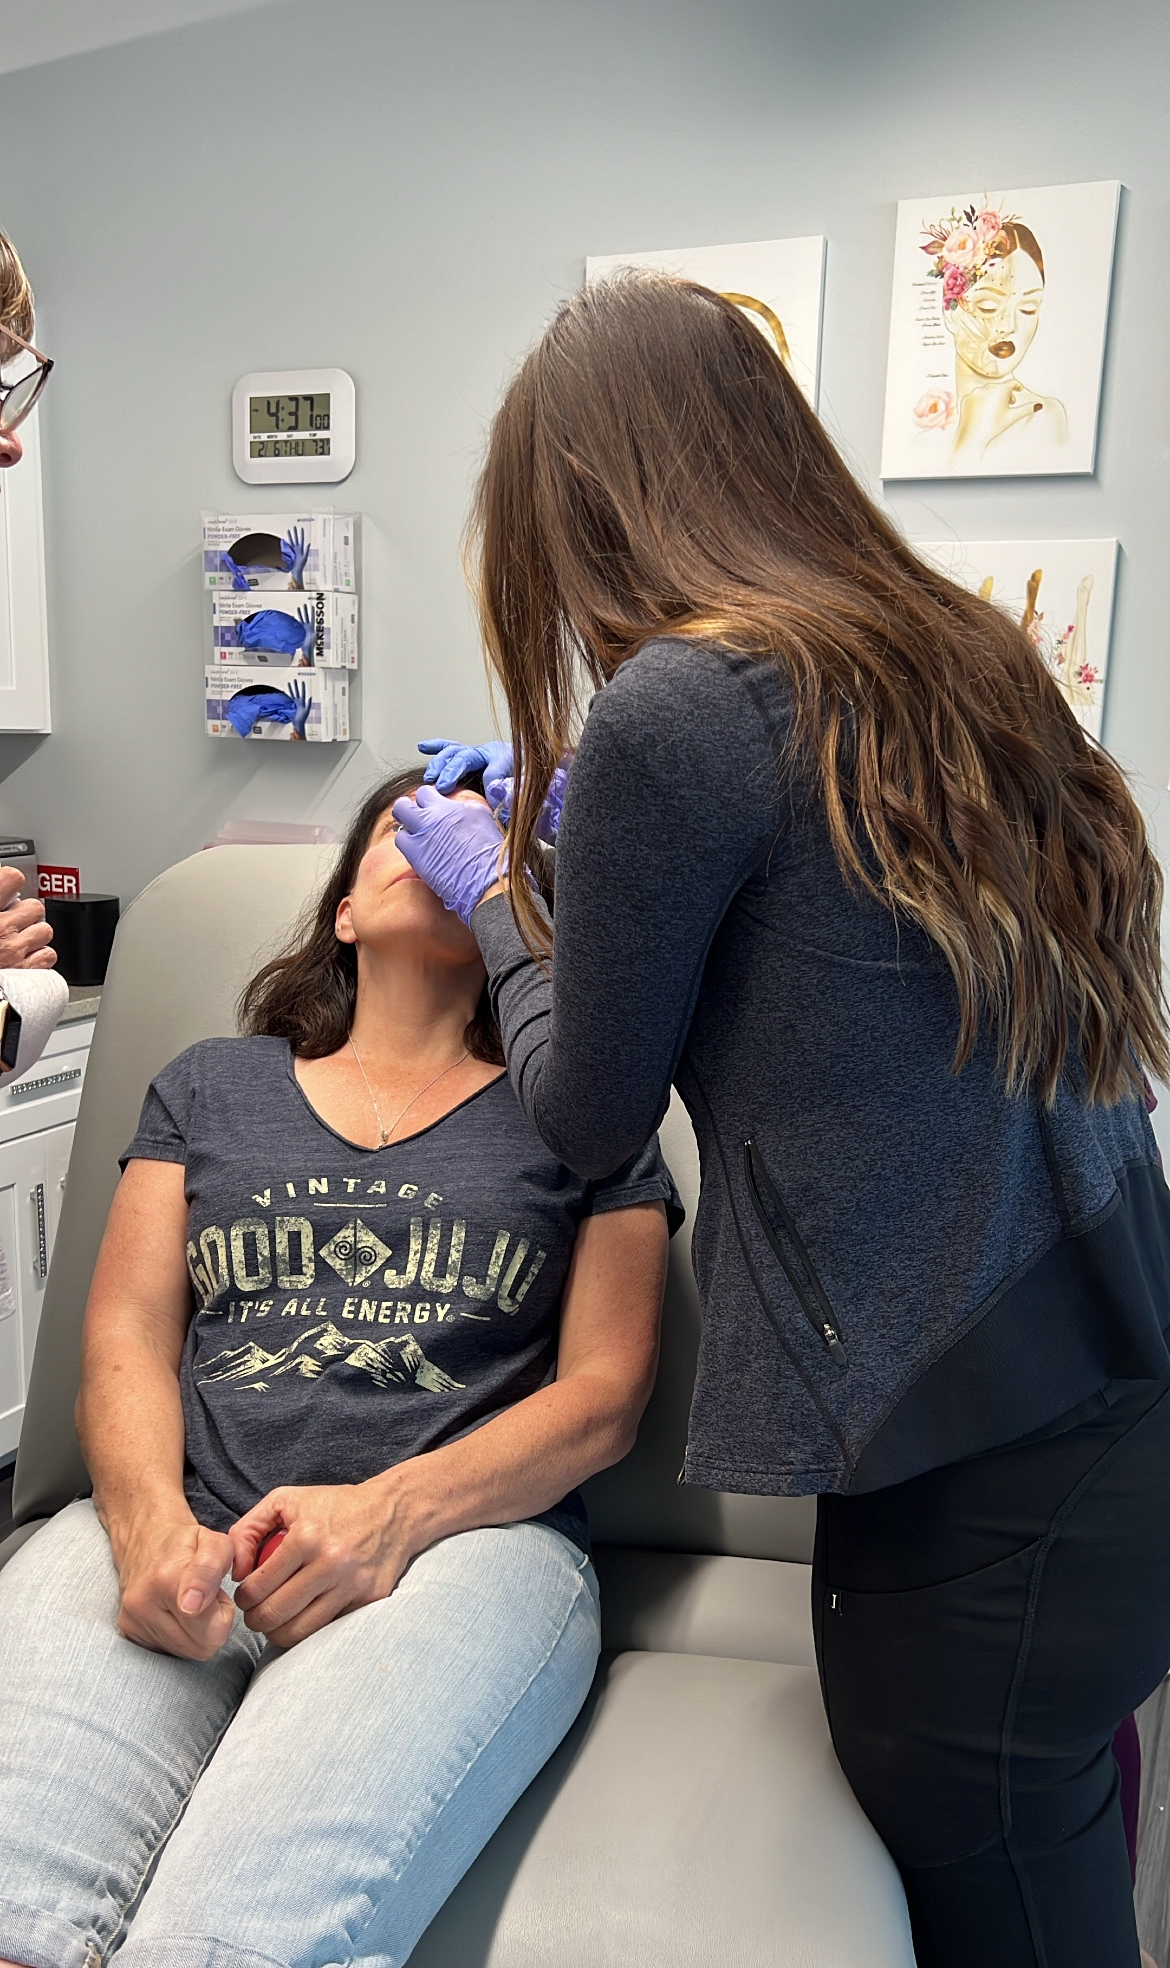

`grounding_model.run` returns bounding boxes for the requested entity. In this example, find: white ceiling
[0,0,281,77]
